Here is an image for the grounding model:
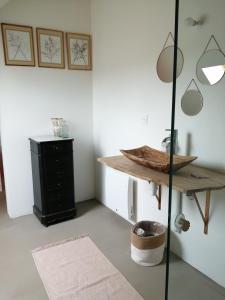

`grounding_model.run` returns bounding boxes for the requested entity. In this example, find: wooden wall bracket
[148,182,162,210]
[192,191,211,234]
[156,185,162,210]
